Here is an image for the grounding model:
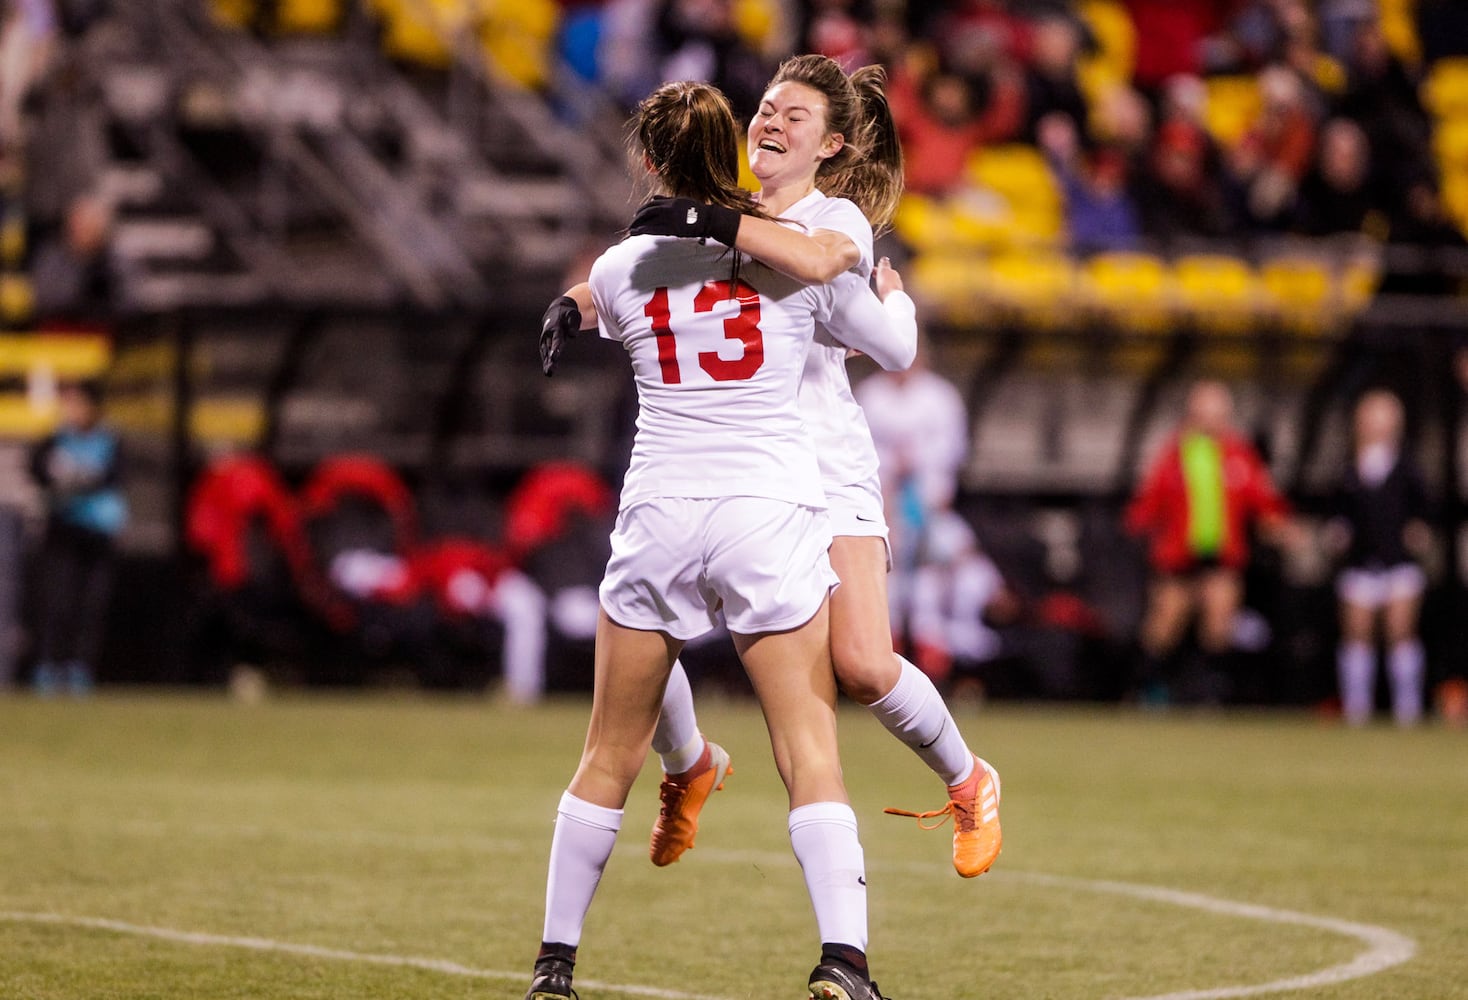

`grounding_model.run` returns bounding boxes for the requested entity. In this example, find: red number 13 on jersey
[643,280,764,385]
